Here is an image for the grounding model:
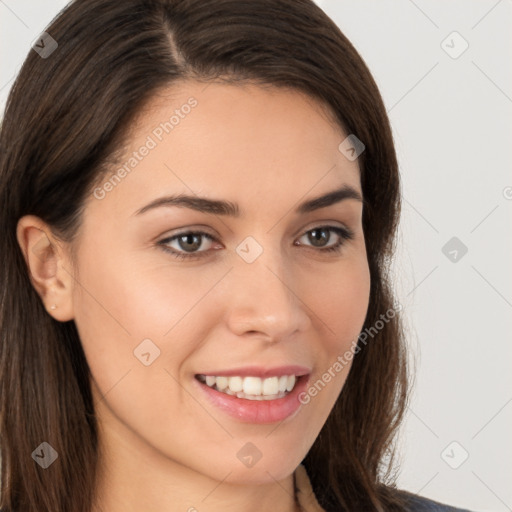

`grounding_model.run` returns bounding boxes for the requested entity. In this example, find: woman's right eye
[157,231,217,260]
